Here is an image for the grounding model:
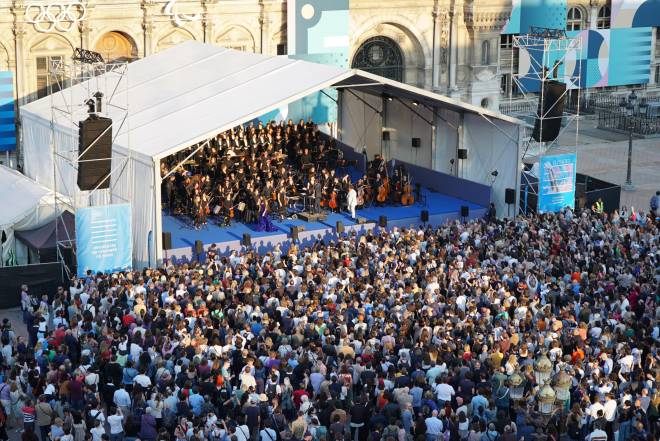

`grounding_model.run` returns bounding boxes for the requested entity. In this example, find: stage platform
[163,188,486,263]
